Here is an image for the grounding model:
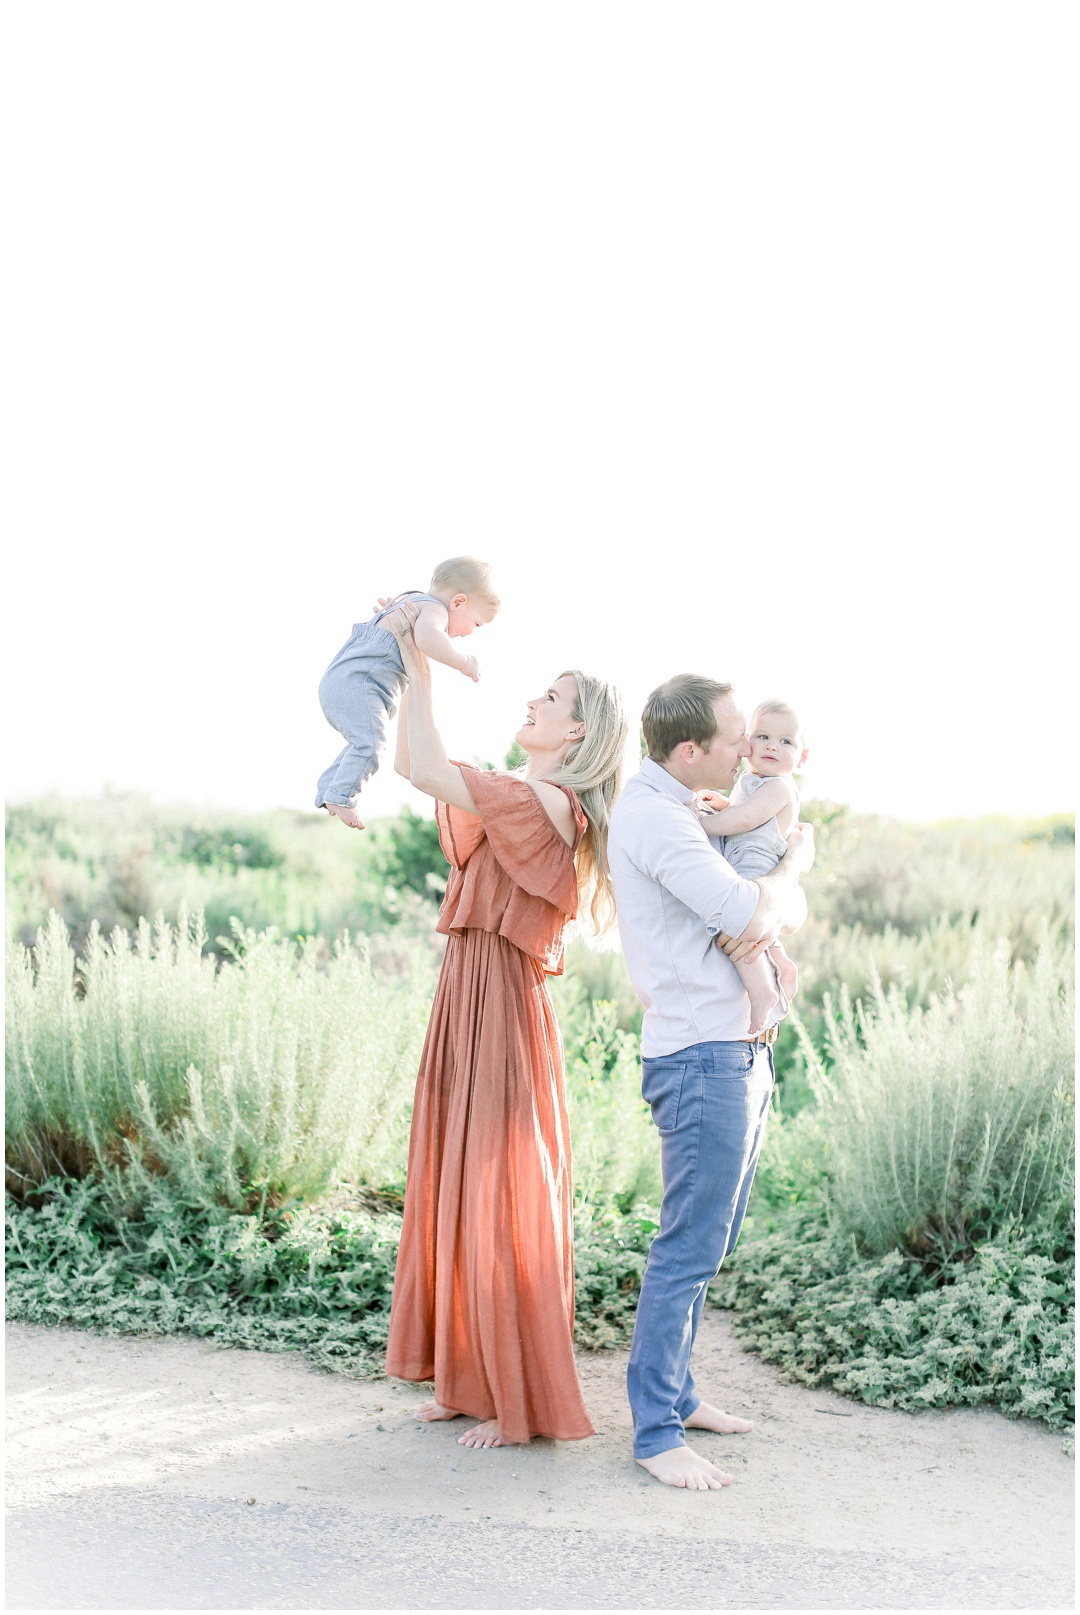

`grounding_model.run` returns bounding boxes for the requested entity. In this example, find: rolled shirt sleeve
[636,804,759,941]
